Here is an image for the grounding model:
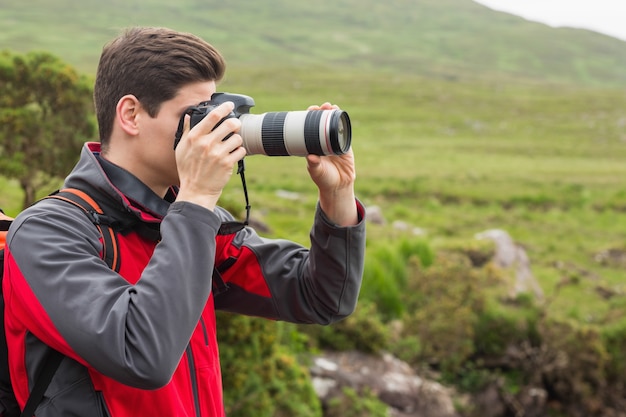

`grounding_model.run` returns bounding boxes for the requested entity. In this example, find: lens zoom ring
[304,111,324,156]
[261,112,288,156]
